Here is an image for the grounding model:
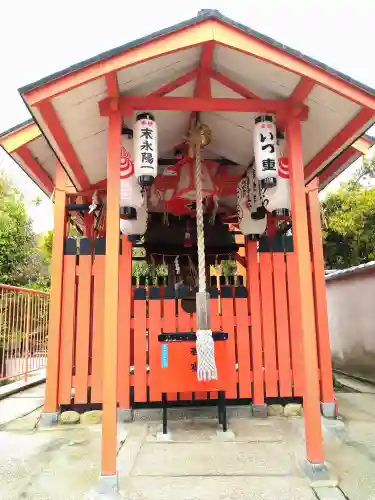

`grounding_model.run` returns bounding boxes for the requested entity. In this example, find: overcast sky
[0,0,374,232]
